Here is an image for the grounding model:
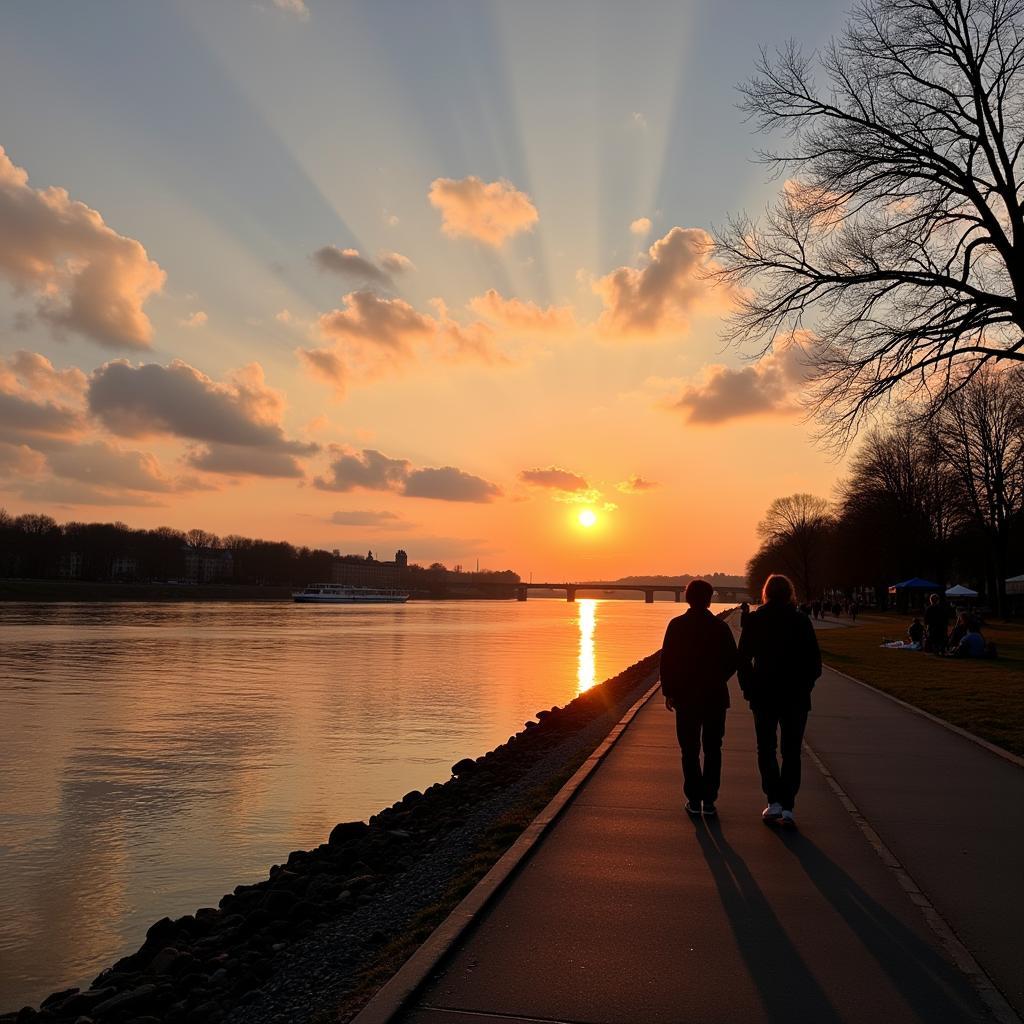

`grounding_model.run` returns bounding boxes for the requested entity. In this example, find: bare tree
[715,0,1024,443]
[756,493,834,600]
[937,364,1024,610]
